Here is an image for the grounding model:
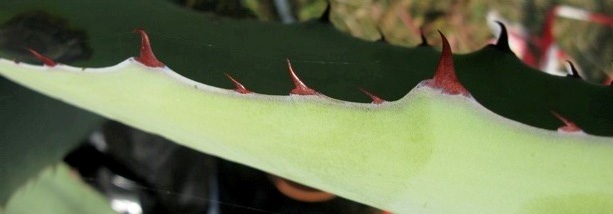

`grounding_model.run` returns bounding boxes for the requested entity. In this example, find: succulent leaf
[0,0,612,213]
[1,34,612,213]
